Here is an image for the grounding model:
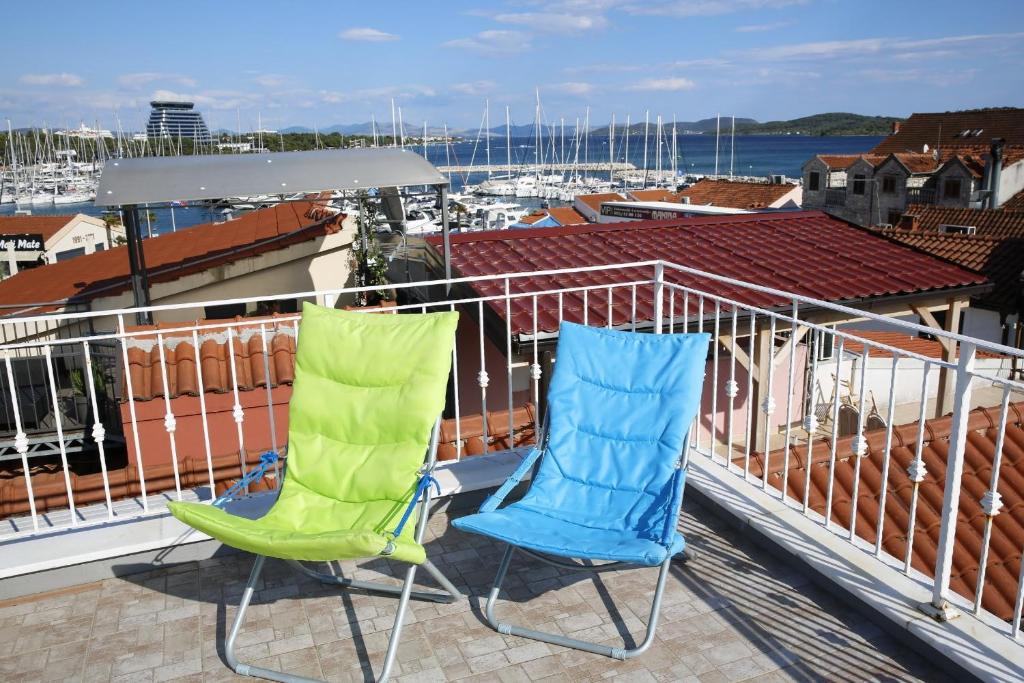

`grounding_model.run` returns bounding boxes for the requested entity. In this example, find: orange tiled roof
[0,214,80,242]
[1002,188,1024,212]
[872,108,1024,154]
[628,188,681,203]
[752,401,1024,621]
[901,205,1024,238]
[575,192,625,212]
[677,179,797,209]
[840,329,1004,359]
[0,202,343,316]
[816,154,887,170]
[880,227,1024,312]
[520,207,587,226]
[123,315,298,401]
